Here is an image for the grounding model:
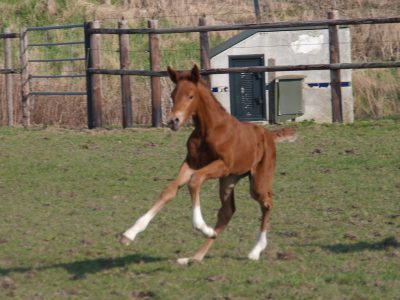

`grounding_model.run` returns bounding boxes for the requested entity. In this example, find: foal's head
[167,64,202,131]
